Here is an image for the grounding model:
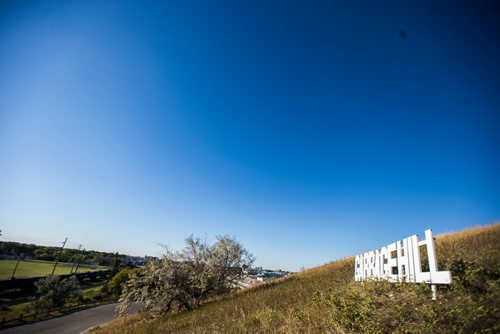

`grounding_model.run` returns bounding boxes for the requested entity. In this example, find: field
[95,223,500,334]
[0,260,109,280]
